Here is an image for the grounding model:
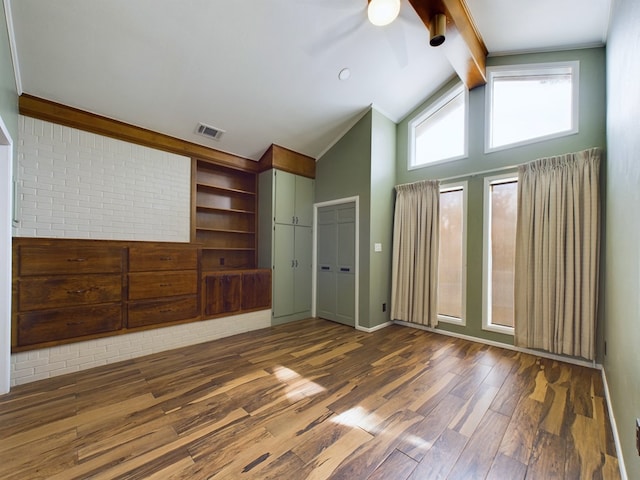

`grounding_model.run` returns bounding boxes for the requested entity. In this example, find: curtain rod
[438,163,520,183]
[395,163,521,190]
